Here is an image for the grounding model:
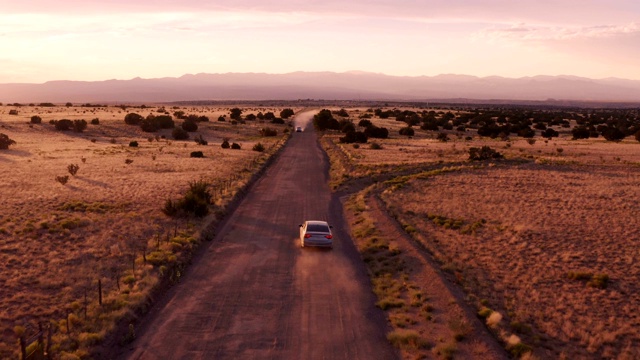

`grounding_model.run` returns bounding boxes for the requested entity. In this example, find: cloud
[478,22,640,42]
